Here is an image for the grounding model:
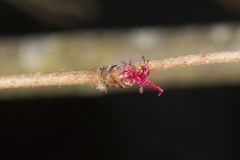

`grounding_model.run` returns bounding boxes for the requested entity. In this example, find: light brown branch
[149,51,240,70]
[0,70,100,90]
[1,51,240,90]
